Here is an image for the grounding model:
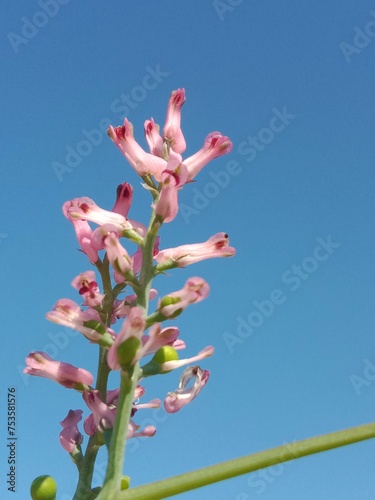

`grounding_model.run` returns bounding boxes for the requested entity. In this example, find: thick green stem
[96,363,142,499]
[114,421,375,499]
